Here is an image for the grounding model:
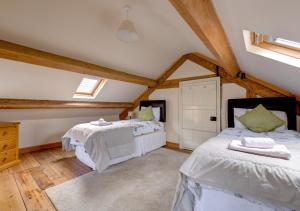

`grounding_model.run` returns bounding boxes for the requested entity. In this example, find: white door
[179,77,220,150]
